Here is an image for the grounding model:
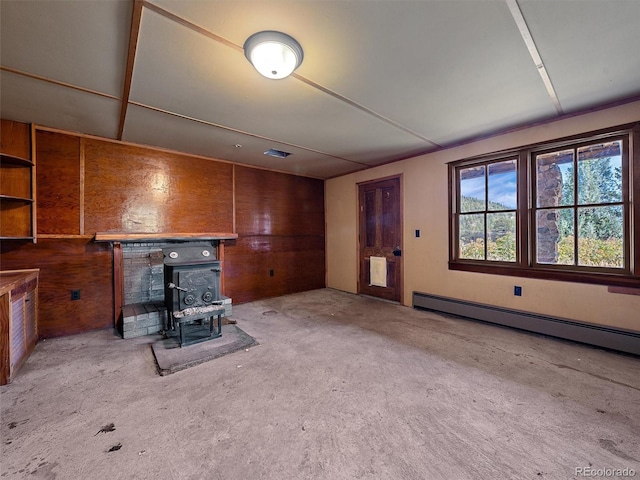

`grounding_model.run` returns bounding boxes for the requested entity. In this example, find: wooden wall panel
[83,139,234,234]
[225,236,326,304]
[0,165,32,199]
[0,204,32,237]
[0,239,113,338]
[228,166,325,303]
[0,119,30,160]
[235,166,324,236]
[36,130,81,234]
